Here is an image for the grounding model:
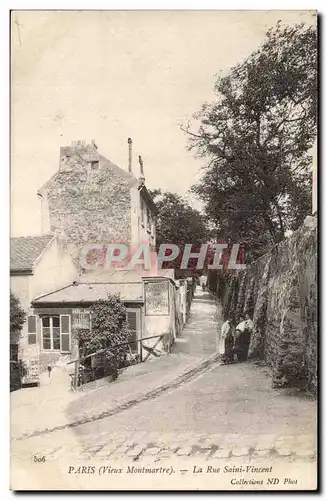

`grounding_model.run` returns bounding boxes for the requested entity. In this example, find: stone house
[10,234,78,383]
[34,140,184,358]
[37,139,157,265]
[11,139,188,384]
